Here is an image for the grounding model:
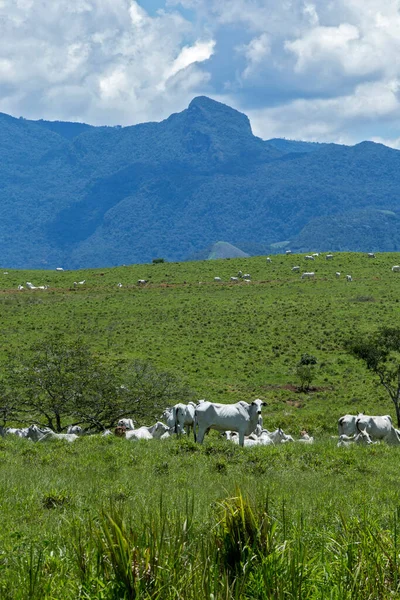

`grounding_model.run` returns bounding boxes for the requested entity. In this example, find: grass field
[1,252,400,598]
